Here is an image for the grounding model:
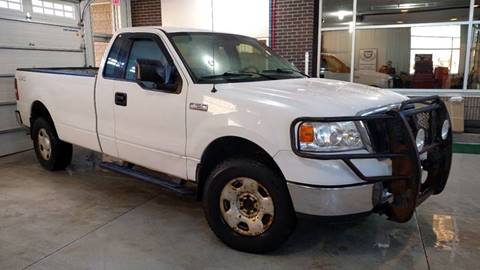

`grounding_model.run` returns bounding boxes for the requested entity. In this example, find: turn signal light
[299,123,315,143]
